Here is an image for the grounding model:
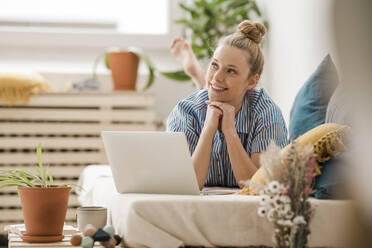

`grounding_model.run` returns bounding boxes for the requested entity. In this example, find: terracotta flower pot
[107,51,140,91]
[18,186,71,241]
